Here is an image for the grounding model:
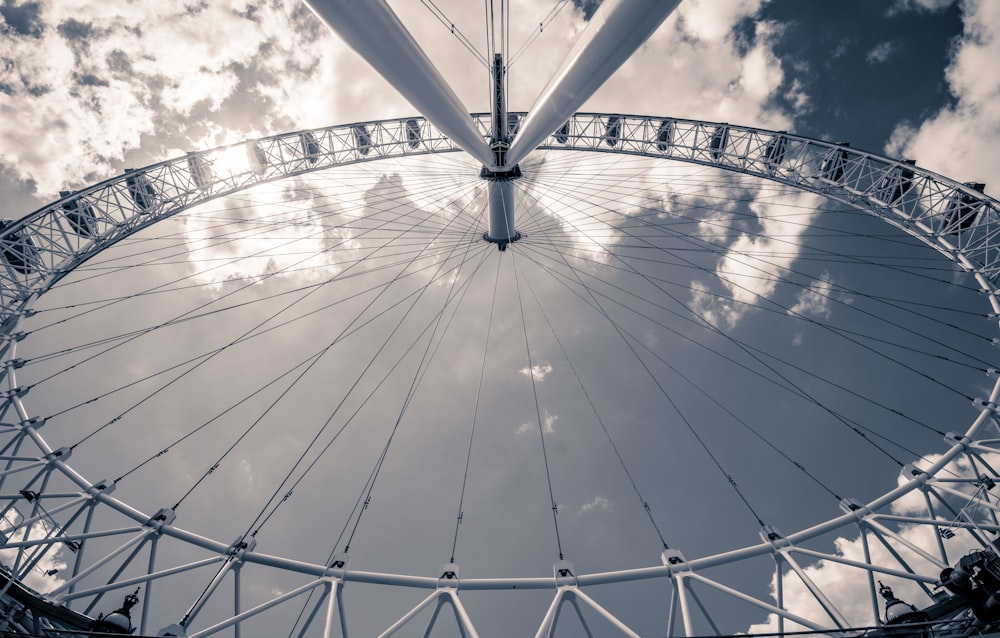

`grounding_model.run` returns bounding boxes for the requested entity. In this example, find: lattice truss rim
[1,113,1000,636]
